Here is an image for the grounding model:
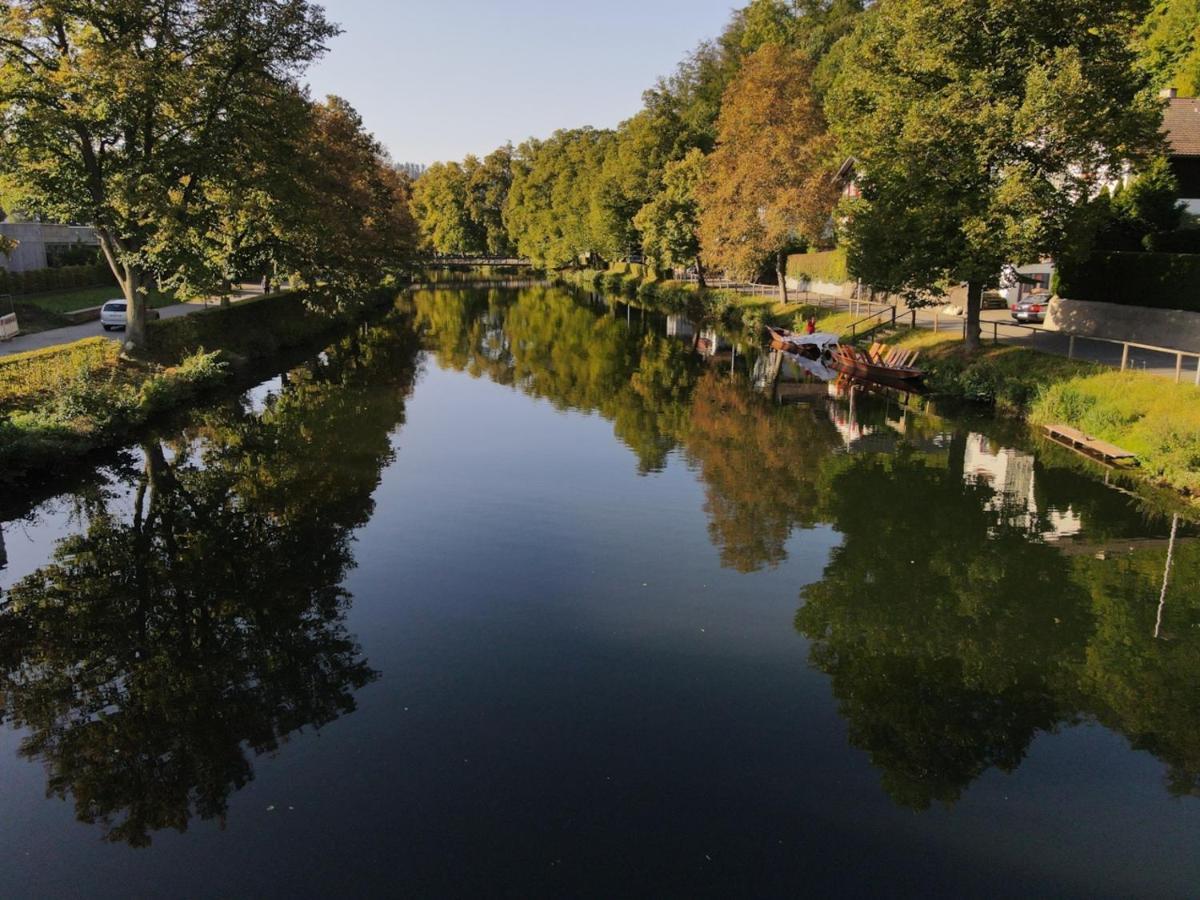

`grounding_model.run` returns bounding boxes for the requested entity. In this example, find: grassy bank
[0,290,390,482]
[881,329,1200,497]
